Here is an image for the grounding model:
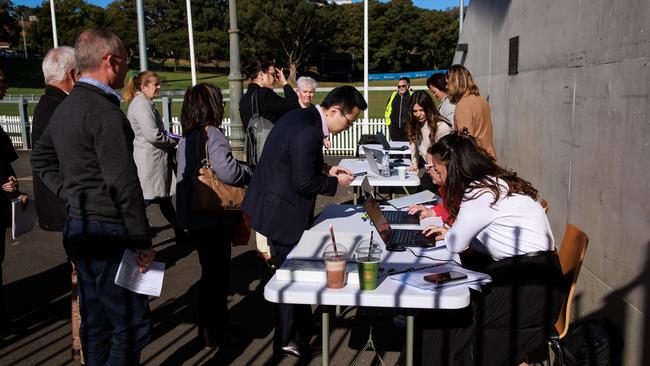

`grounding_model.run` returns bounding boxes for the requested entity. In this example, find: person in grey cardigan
[123,71,182,241]
[176,83,251,349]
